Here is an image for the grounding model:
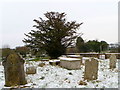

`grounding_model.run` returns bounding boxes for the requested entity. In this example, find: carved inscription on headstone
[84,58,99,81]
[2,53,27,86]
[109,54,117,69]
